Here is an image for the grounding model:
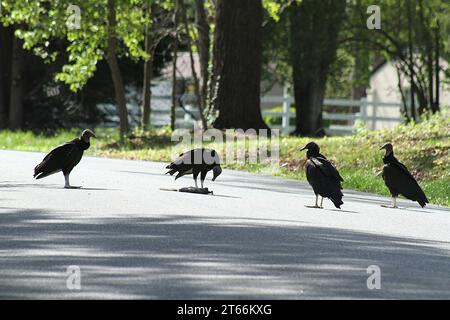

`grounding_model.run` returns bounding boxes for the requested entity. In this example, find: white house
[367,59,450,129]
